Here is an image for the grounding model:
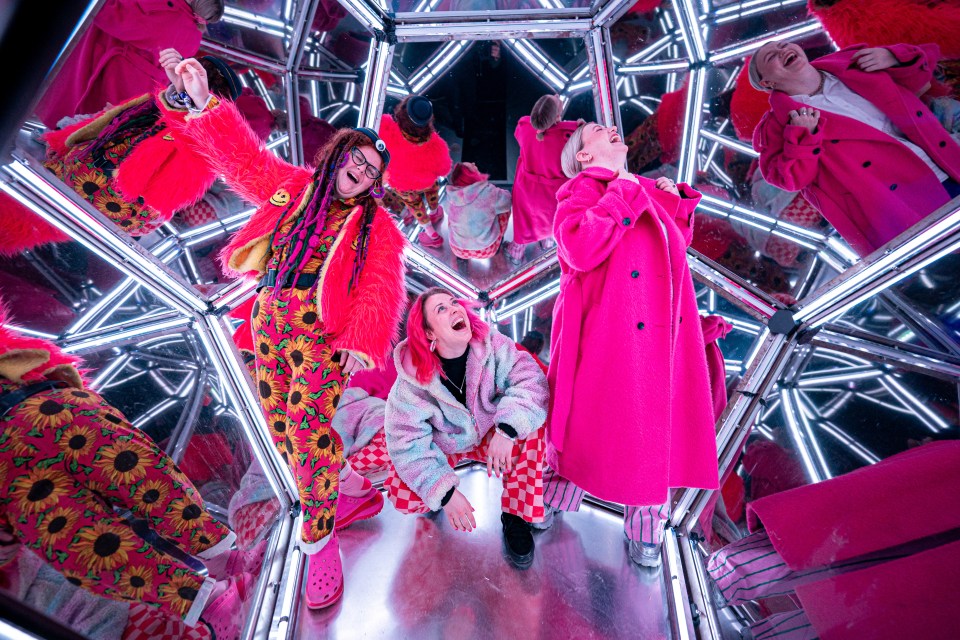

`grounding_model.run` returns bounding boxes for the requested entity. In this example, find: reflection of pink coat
[36,0,201,128]
[755,44,960,257]
[546,167,719,505]
[512,117,580,243]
